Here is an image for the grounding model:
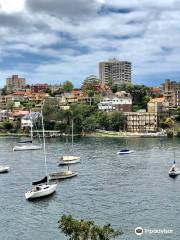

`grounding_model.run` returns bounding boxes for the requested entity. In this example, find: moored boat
[25,183,57,199]
[13,144,42,151]
[59,119,80,165]
[169,160,179,178]
[58,155,80,165]
[0,165,10,173]
[117,149,134,154]
[49,170,77,180]
[25,110,57,200]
